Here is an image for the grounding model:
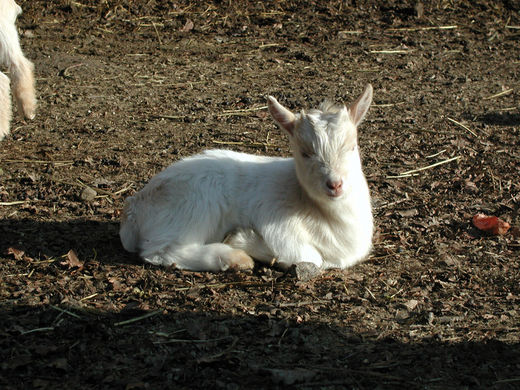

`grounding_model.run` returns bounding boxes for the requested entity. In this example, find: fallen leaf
[398,208,418,218]
[472,213,510,235]
[180,19,194,32]
[61,249,84,271]
[7,247,25,261]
